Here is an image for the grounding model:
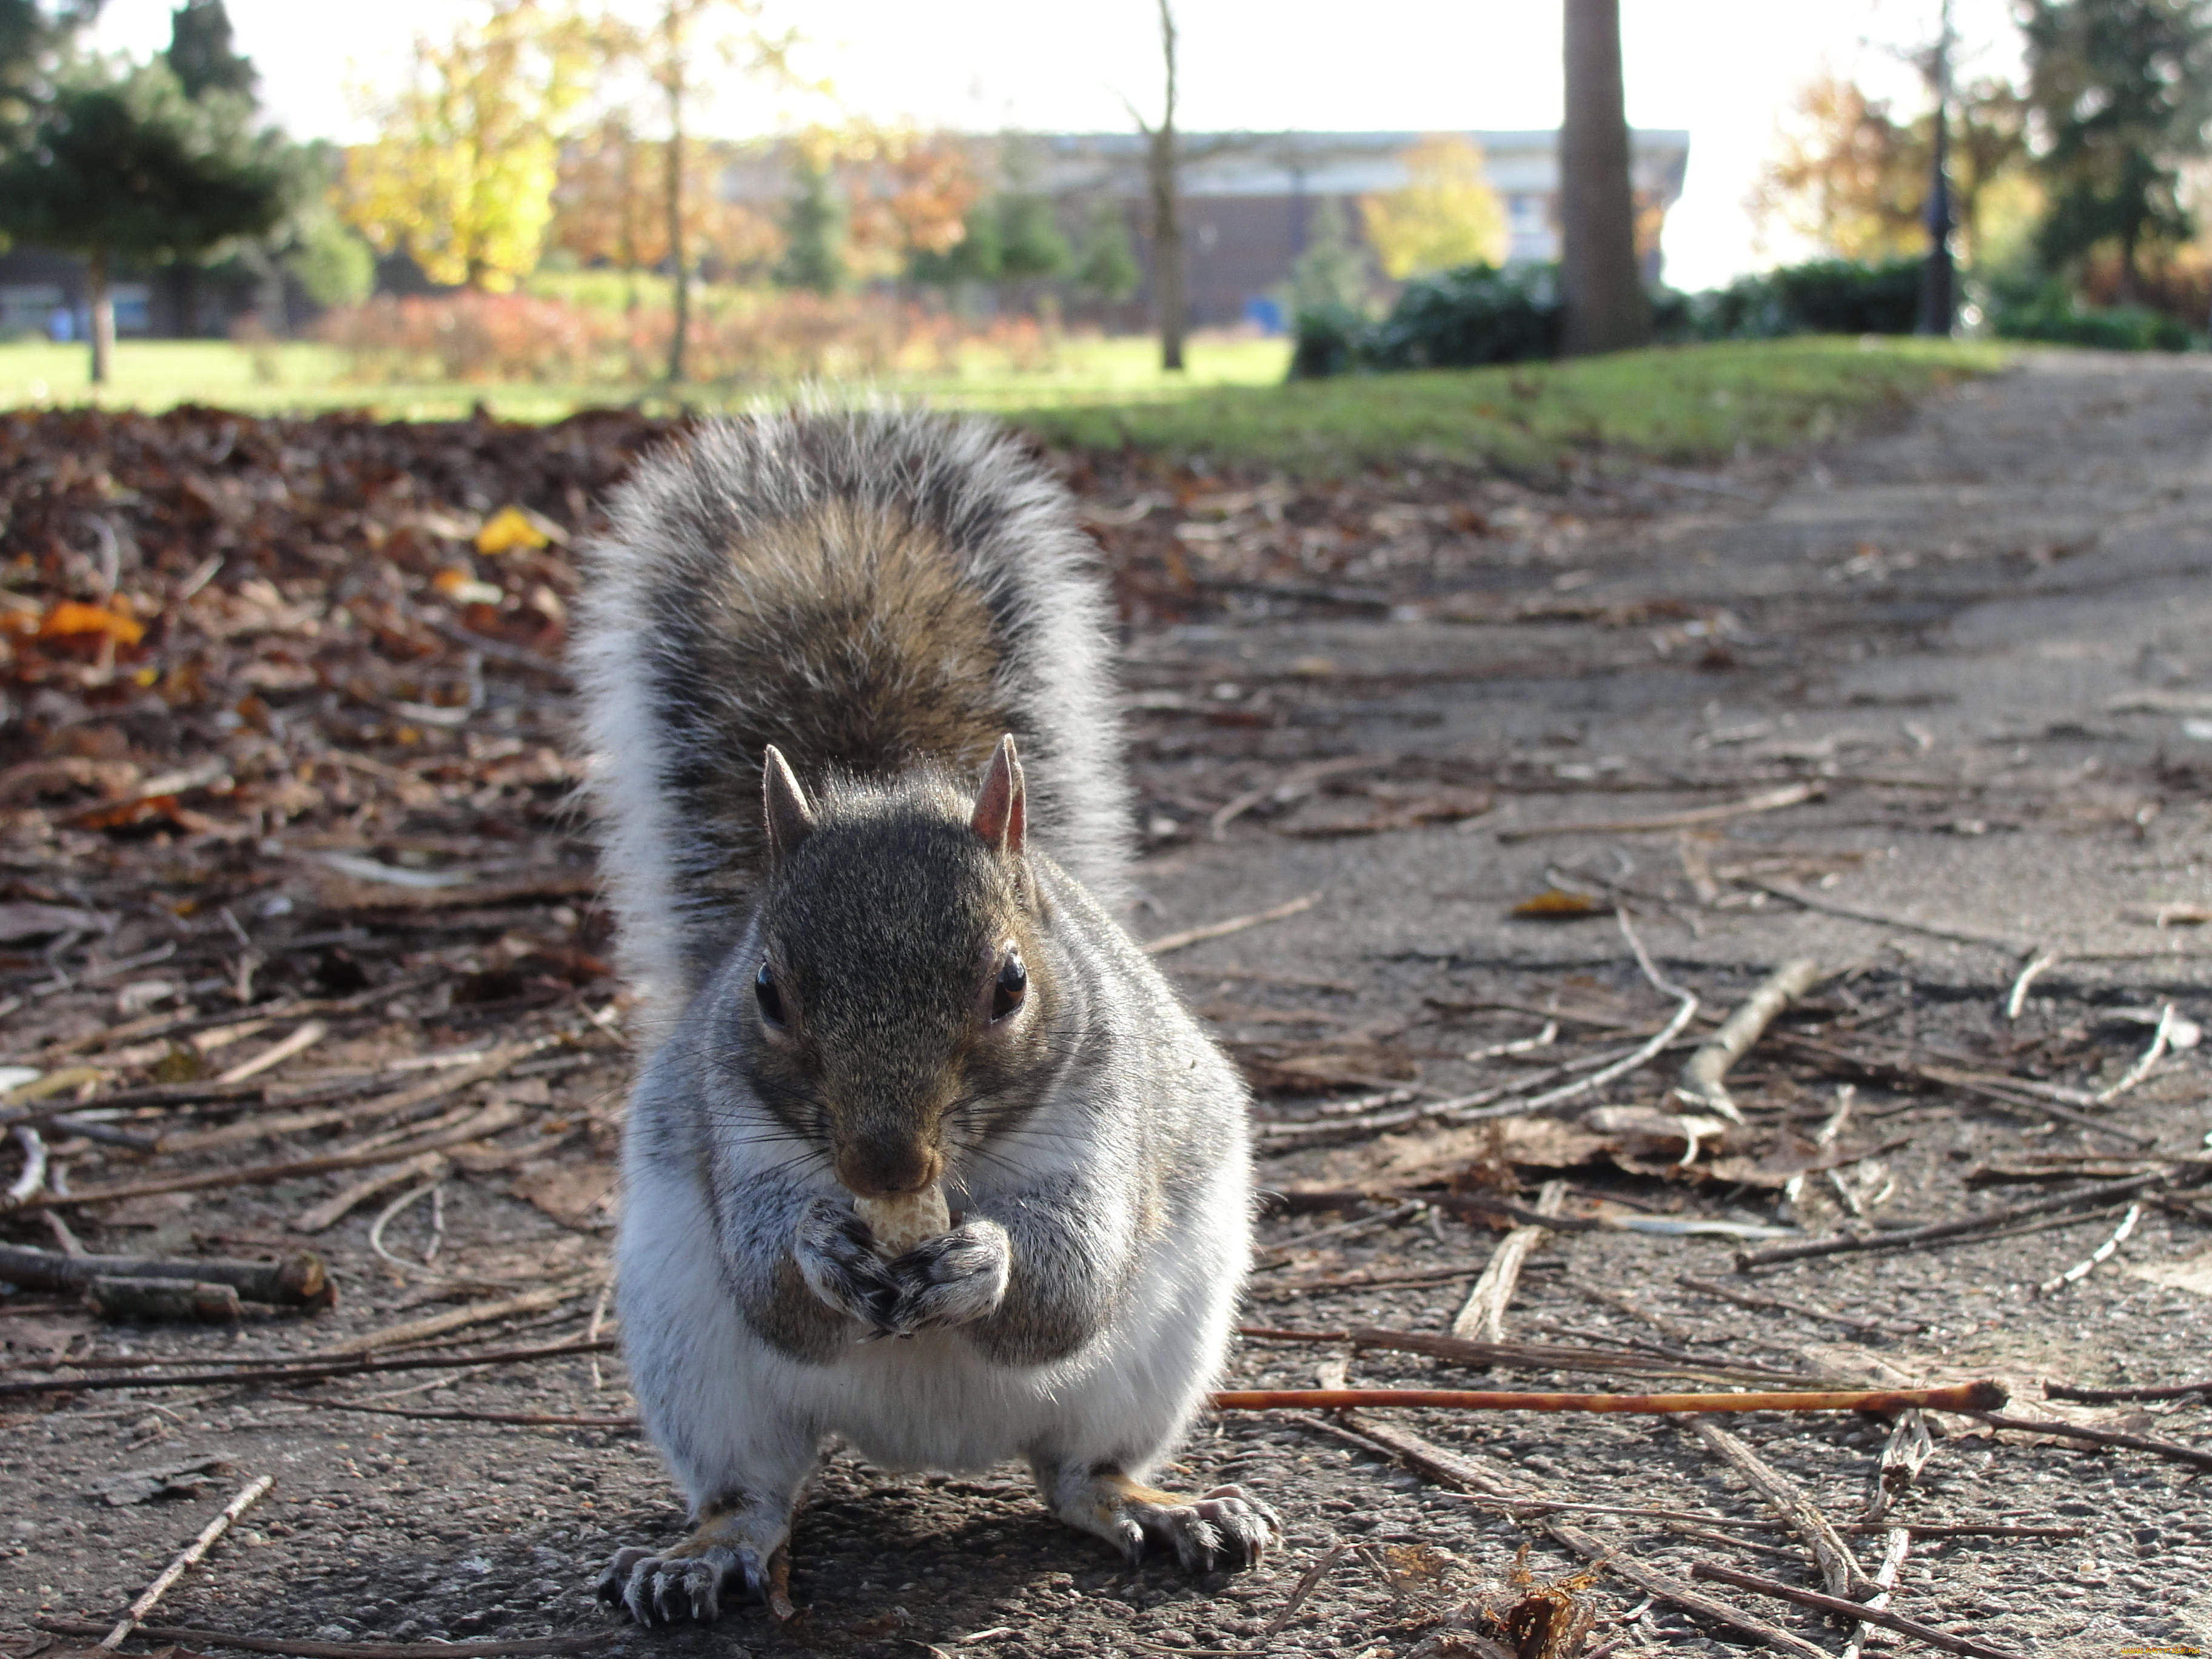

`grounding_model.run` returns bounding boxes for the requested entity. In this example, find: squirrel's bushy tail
[572,407,1130,1032]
